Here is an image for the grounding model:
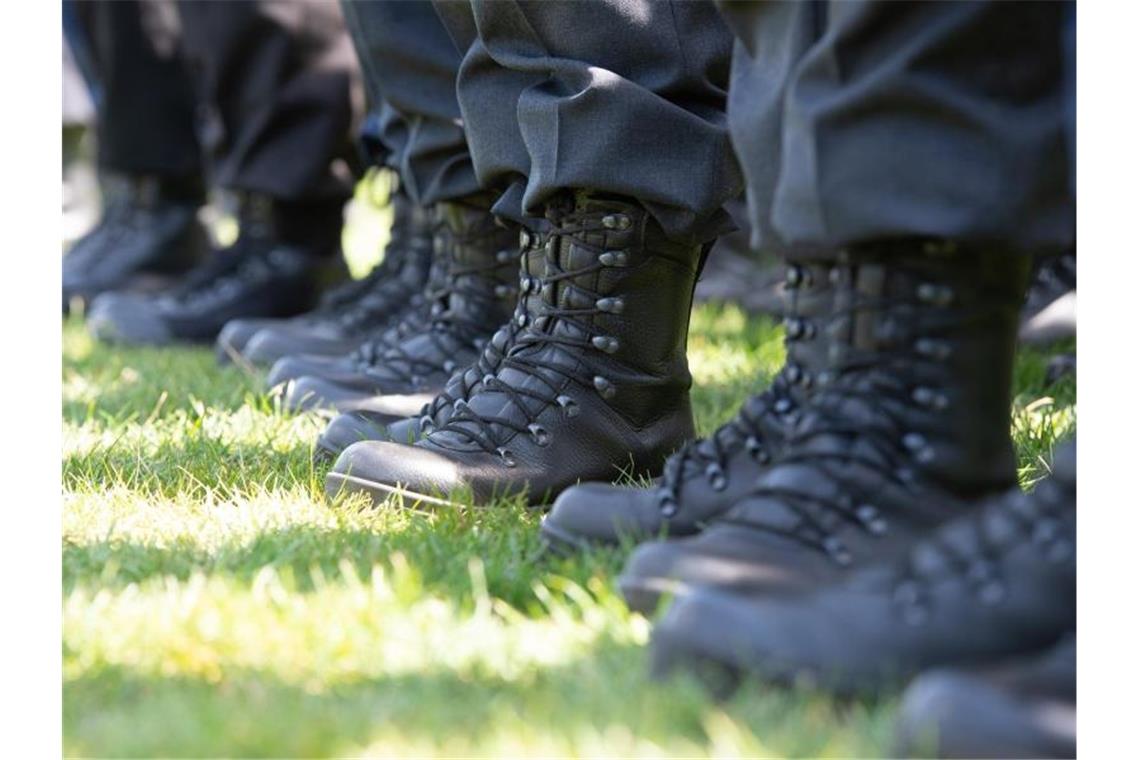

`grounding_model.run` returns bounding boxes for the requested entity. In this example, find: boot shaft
[800,240,1031,496]
[431,194,520,332]
[533,192,705,424]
